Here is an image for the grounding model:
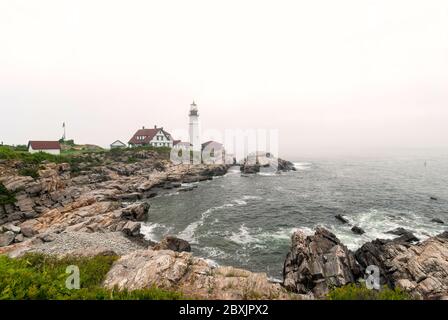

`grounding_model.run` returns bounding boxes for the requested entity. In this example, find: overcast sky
[1,0,447,158]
